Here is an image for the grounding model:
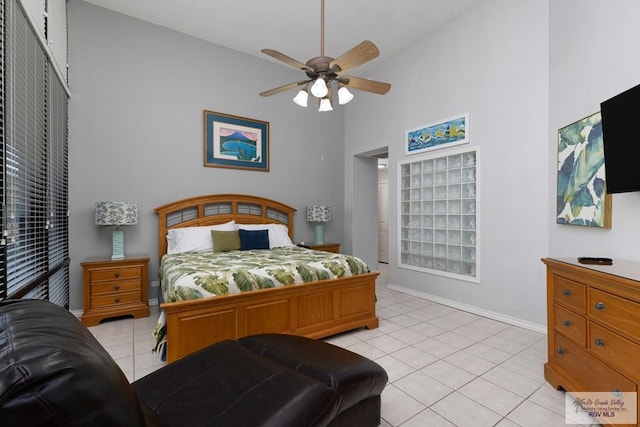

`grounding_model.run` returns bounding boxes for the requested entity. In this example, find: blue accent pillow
[238,229,270,250]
